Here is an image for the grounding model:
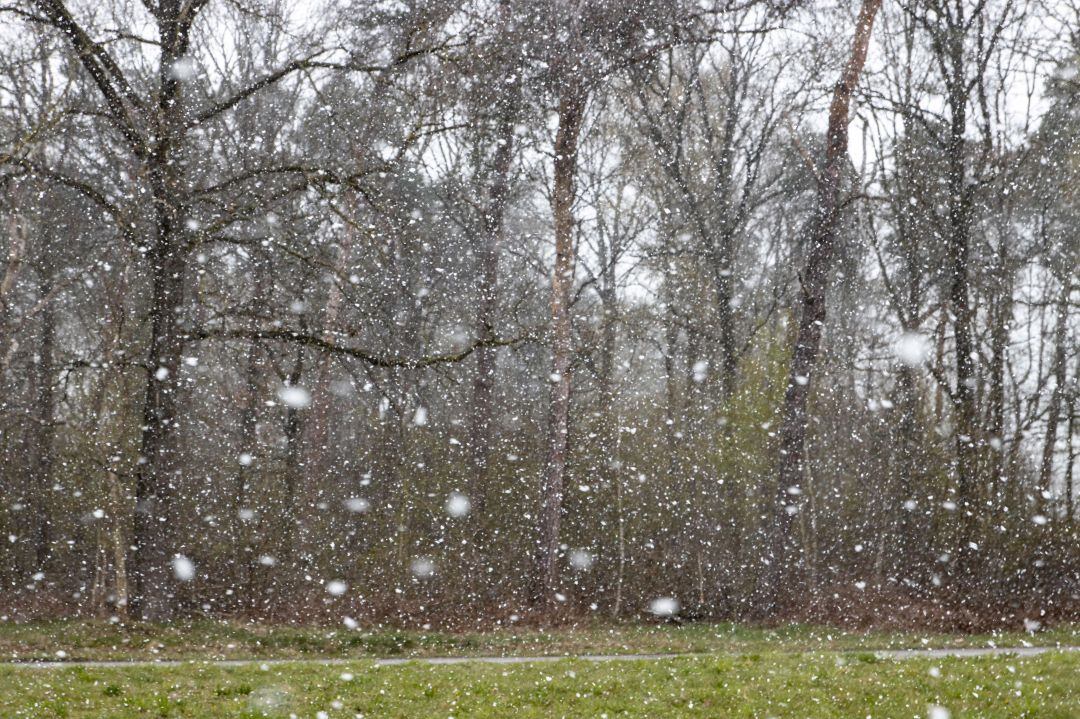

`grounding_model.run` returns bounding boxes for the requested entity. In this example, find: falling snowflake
[410,557,436,579]
[648,597,679,617]
[569,549,594,570]
[344,497,370,514]
[277,385,311,409]
[445,491,471,518]
[894,332,930,366]
[172,555,195,582]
